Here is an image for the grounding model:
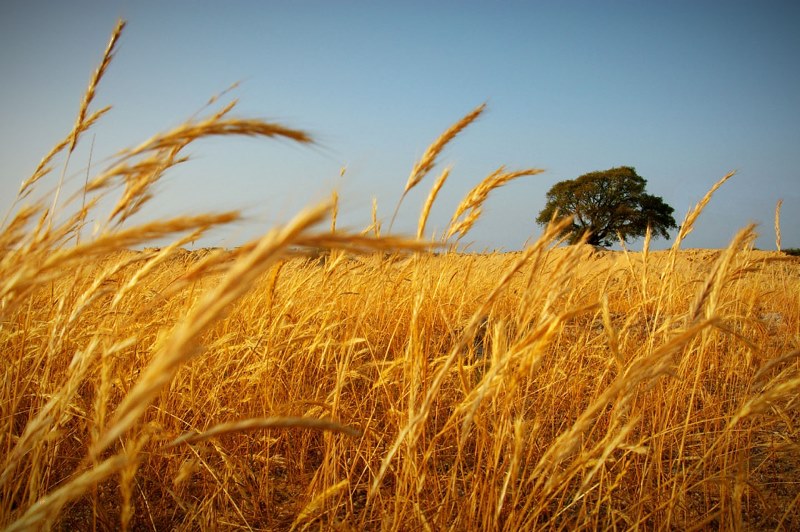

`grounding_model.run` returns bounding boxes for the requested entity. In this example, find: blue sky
[1,1,798,250]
